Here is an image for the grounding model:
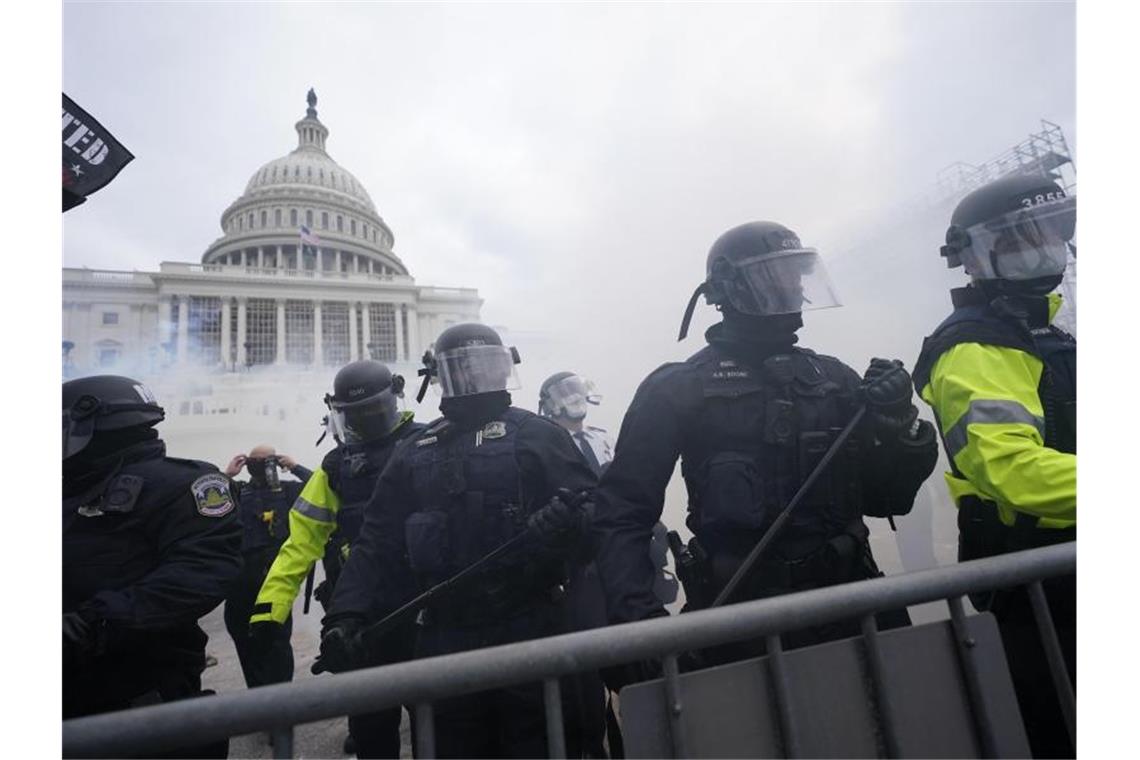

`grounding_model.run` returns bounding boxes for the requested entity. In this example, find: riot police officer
[592,222,938,669]
[914,174,1076,757]
[250,359,424,758]
[63,375,241,758]
[539,372,613,474]
[221,445,311,690]
[319,323,602,758]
